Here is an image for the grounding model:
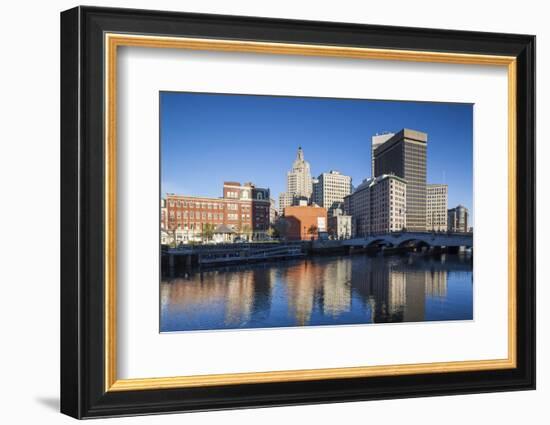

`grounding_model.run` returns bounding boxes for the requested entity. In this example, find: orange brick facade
[284,205,327,241]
